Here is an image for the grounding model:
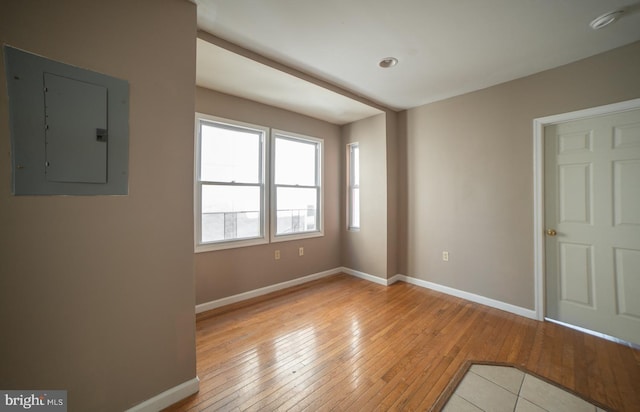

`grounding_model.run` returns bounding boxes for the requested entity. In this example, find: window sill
[195,237,268,253]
